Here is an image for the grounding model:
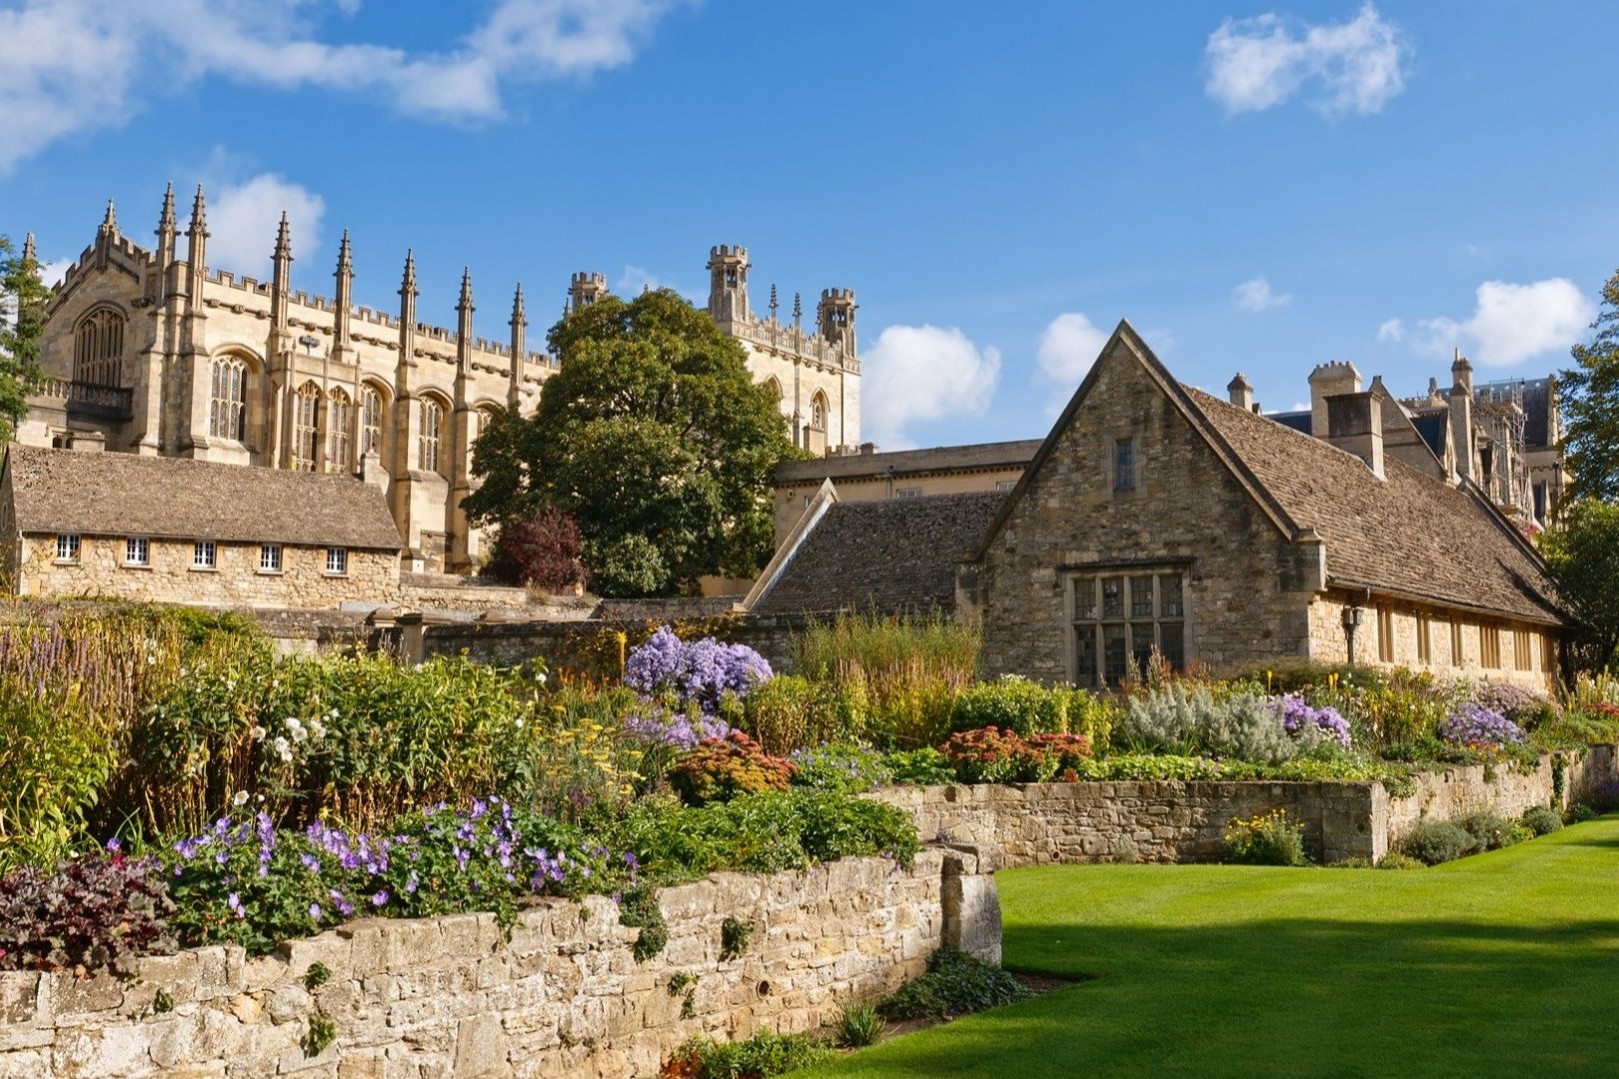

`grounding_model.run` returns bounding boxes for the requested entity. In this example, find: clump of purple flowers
[1439,702,1527,749]
[1274,695,1351,751]
[621,704,731,749]
[624,626,772,715]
